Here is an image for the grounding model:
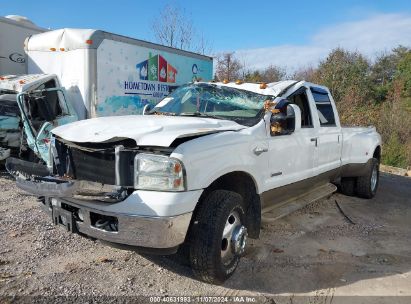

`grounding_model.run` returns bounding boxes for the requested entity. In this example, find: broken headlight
[134,154,185,191]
